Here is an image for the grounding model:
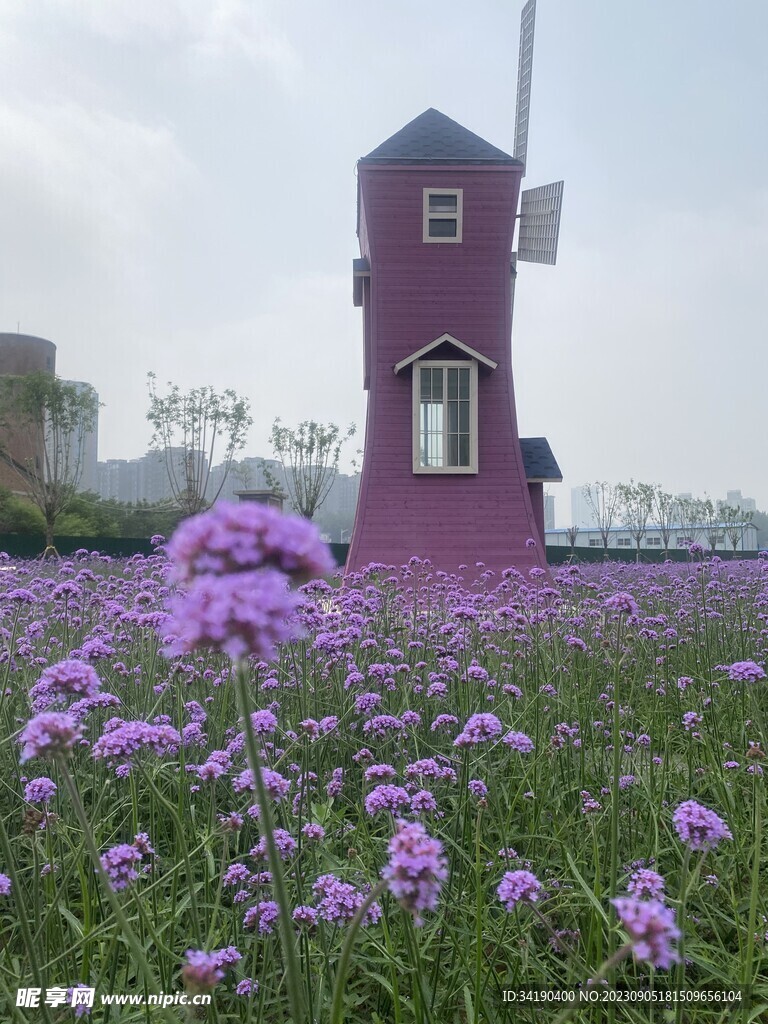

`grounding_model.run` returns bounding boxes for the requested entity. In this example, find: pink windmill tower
[346,0,563,580]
